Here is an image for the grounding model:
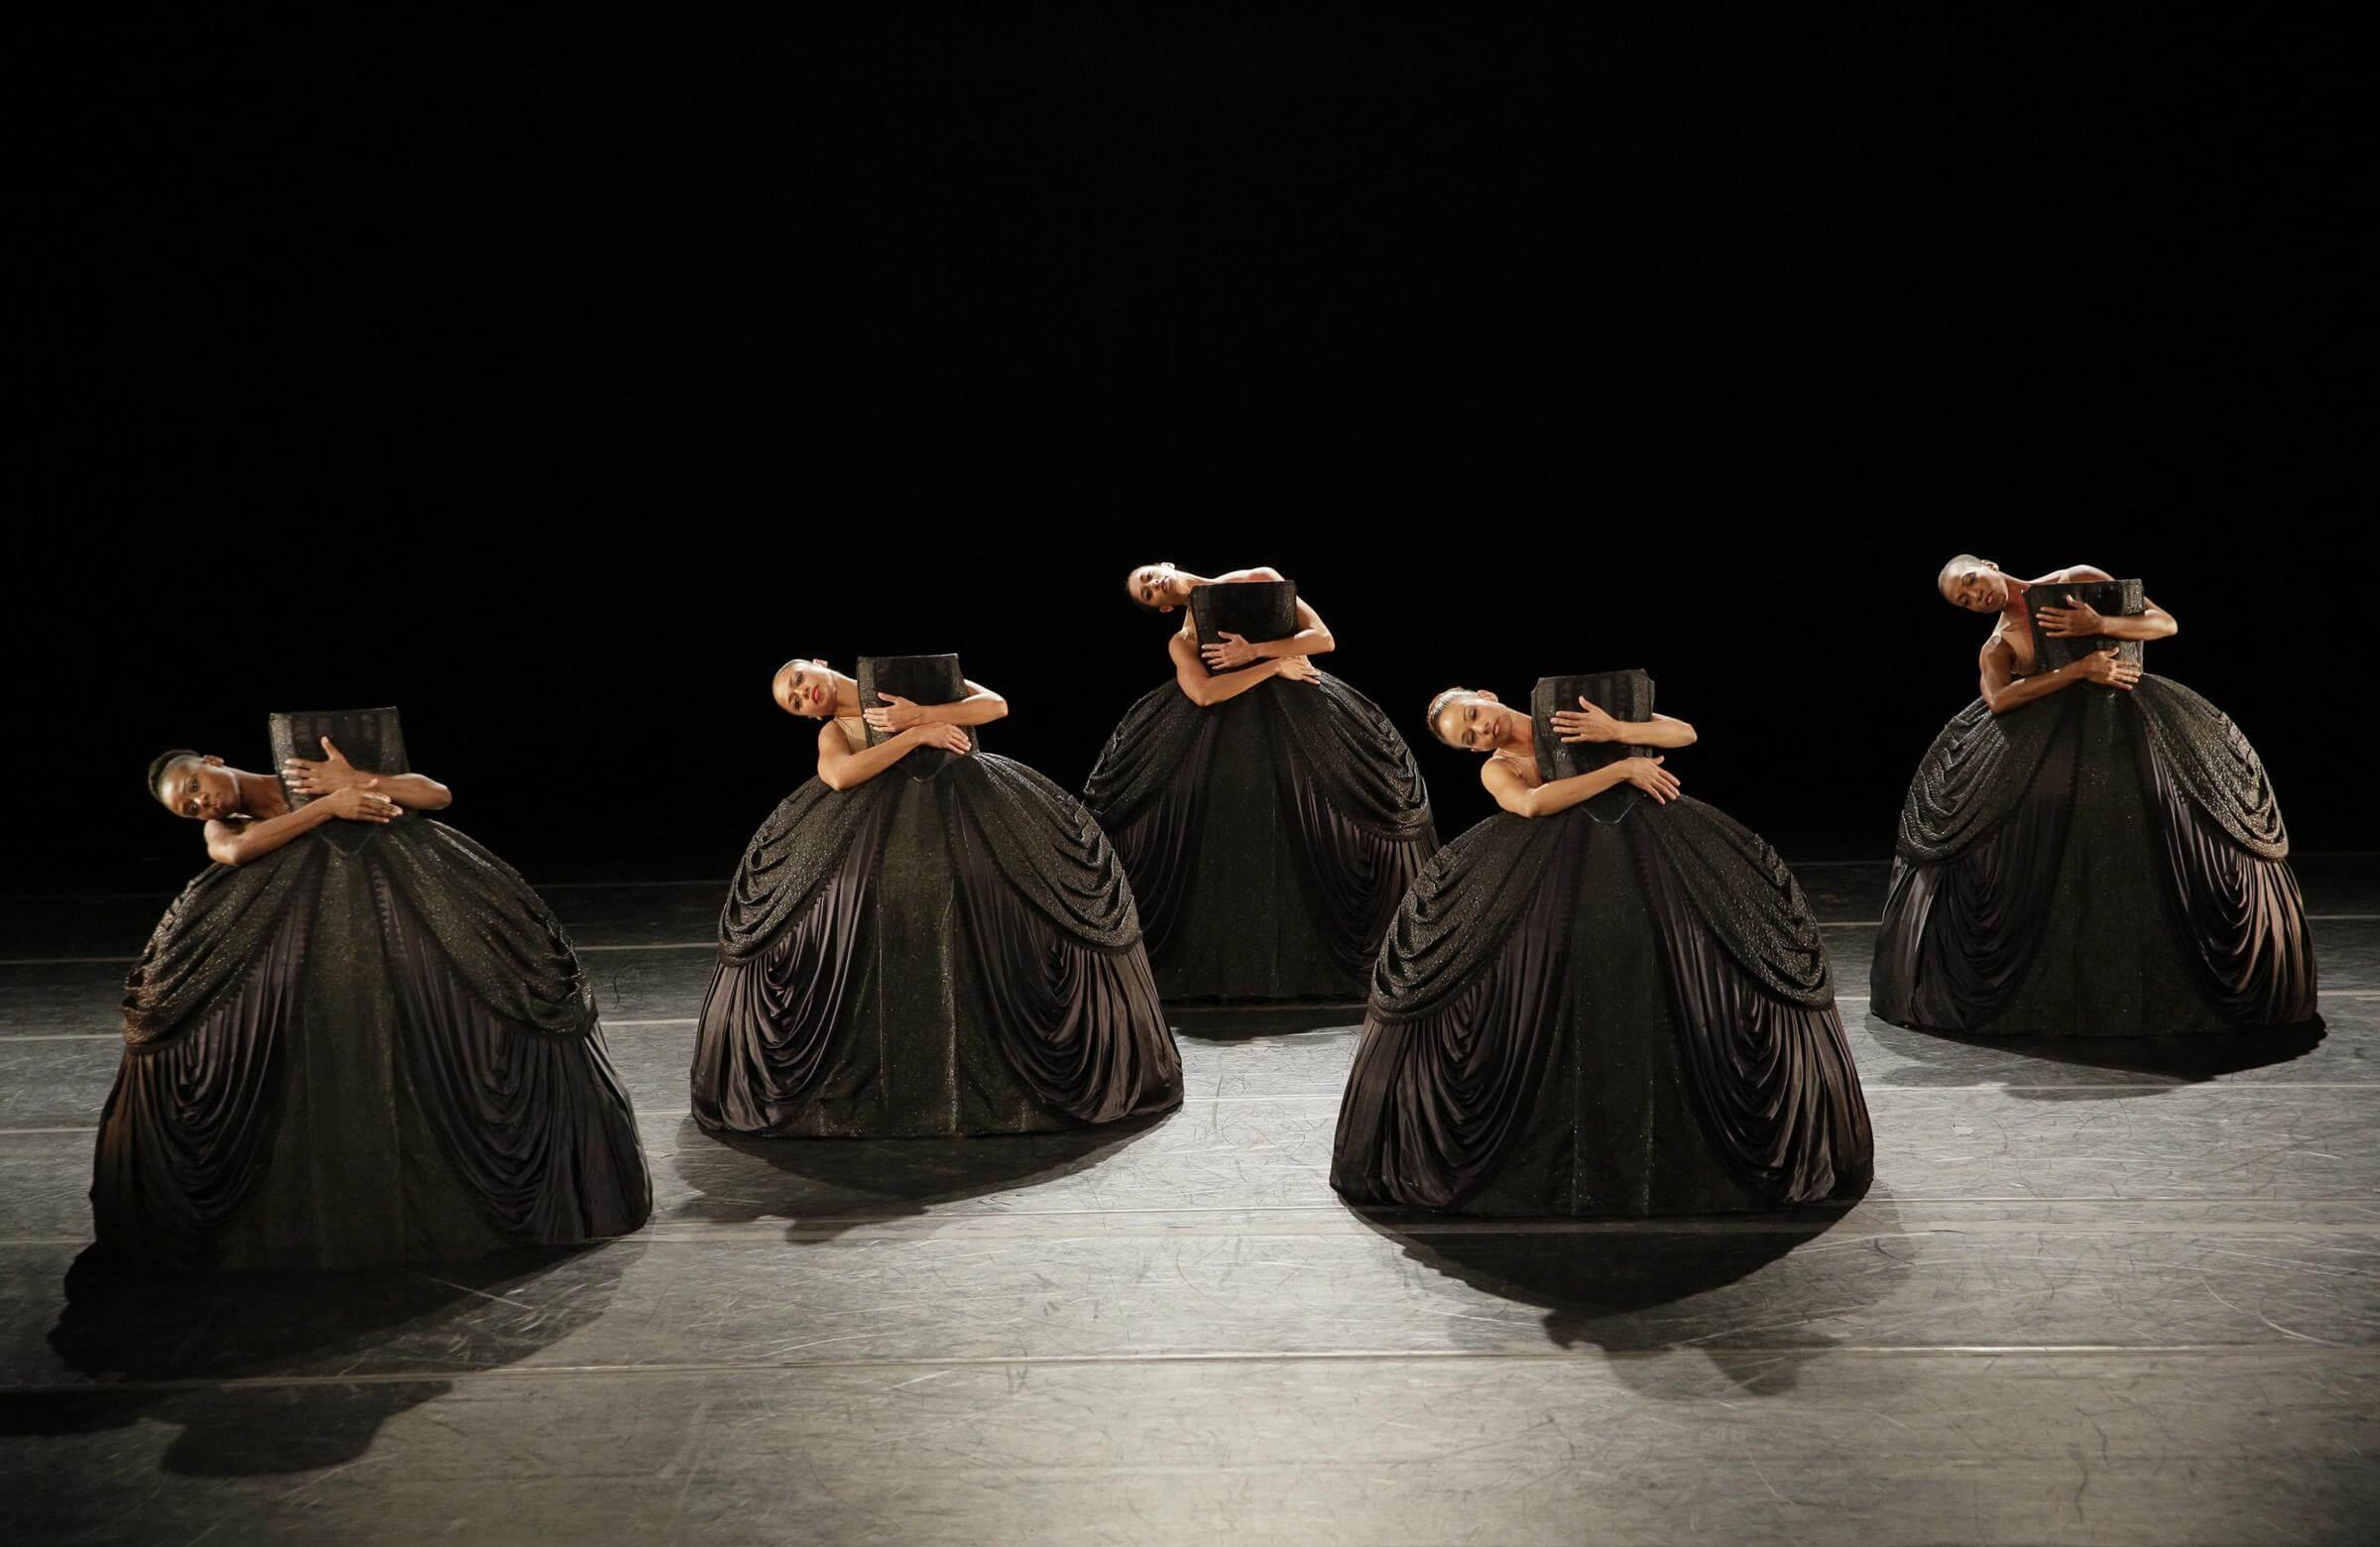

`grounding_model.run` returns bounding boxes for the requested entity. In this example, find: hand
[907,722,973,756]
[1552,695,1623,745]
[323,779,402,824]
[2077,648,2143,690]
[2036,592,2105,638]
[864,692,924,733]
[282,735,363,796]
[1617,755,1681,804]
[1201,631,1261,670]
[1276,654,1322,685]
